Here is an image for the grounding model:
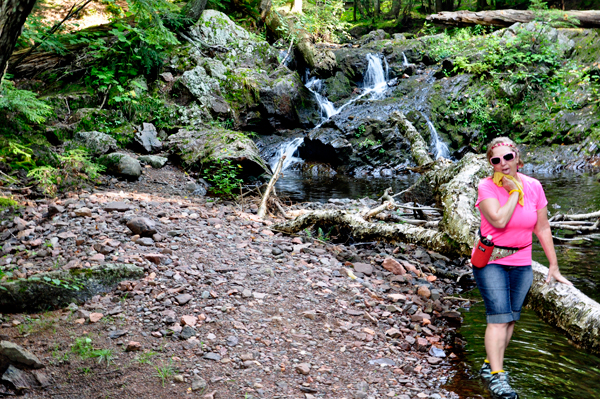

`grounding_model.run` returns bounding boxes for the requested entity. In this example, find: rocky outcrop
[166,126,269,176]
[173,10,321,130]
[72,131,118,155]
